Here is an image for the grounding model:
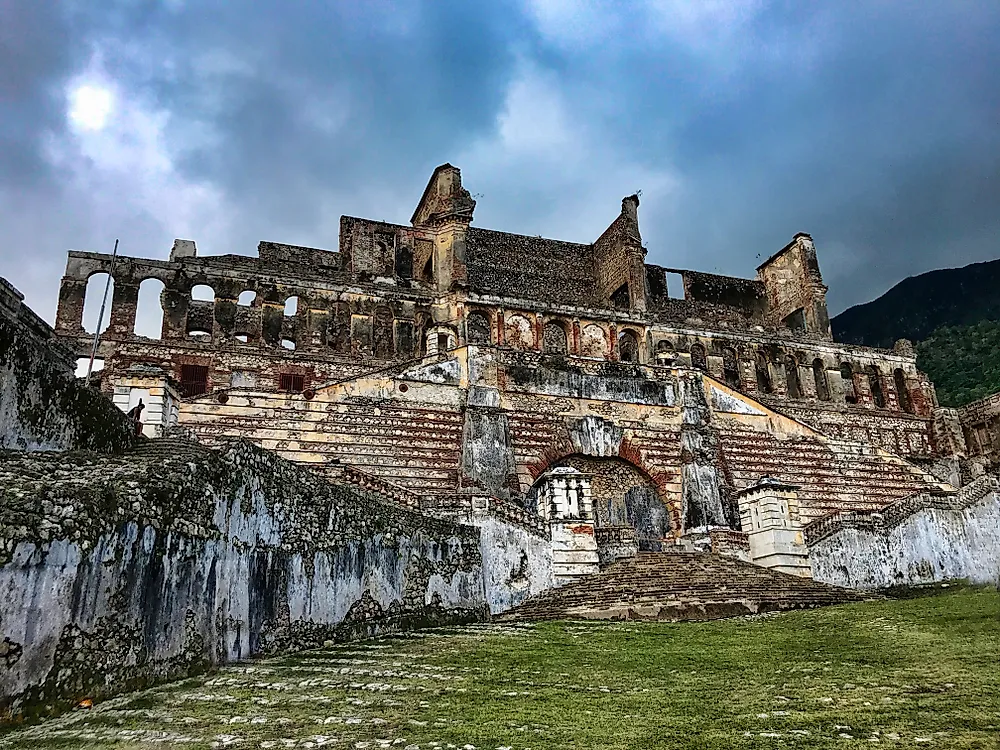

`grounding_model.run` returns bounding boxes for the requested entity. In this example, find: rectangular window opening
[179,364,209,397]
[665,272,685,300]
[279,373,305,393]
